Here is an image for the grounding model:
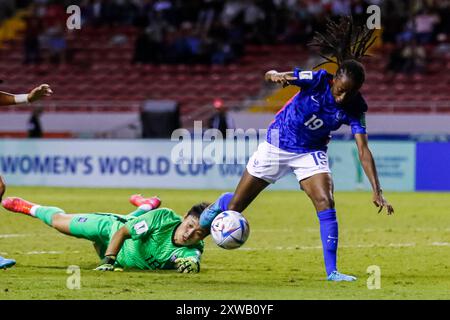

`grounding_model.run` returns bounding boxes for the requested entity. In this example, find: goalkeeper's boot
[327,271,357,282]
[129,194,161,209]
[2,197,37,216]
[0,256,16,269]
